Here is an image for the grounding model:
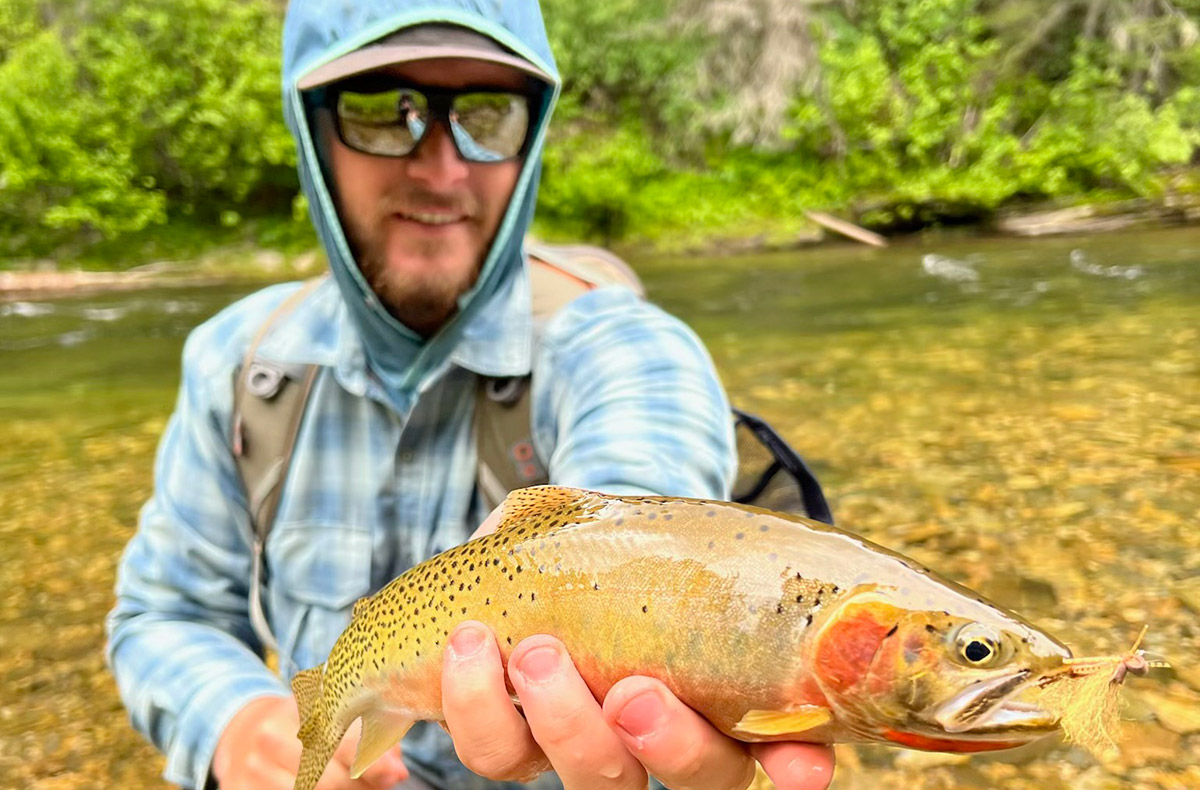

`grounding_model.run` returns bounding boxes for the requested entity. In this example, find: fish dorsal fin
[352,595,372,619]
[291,665,324,732]
[350,711,414,778]
[733,705,833,737]
[491,485,606,534]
